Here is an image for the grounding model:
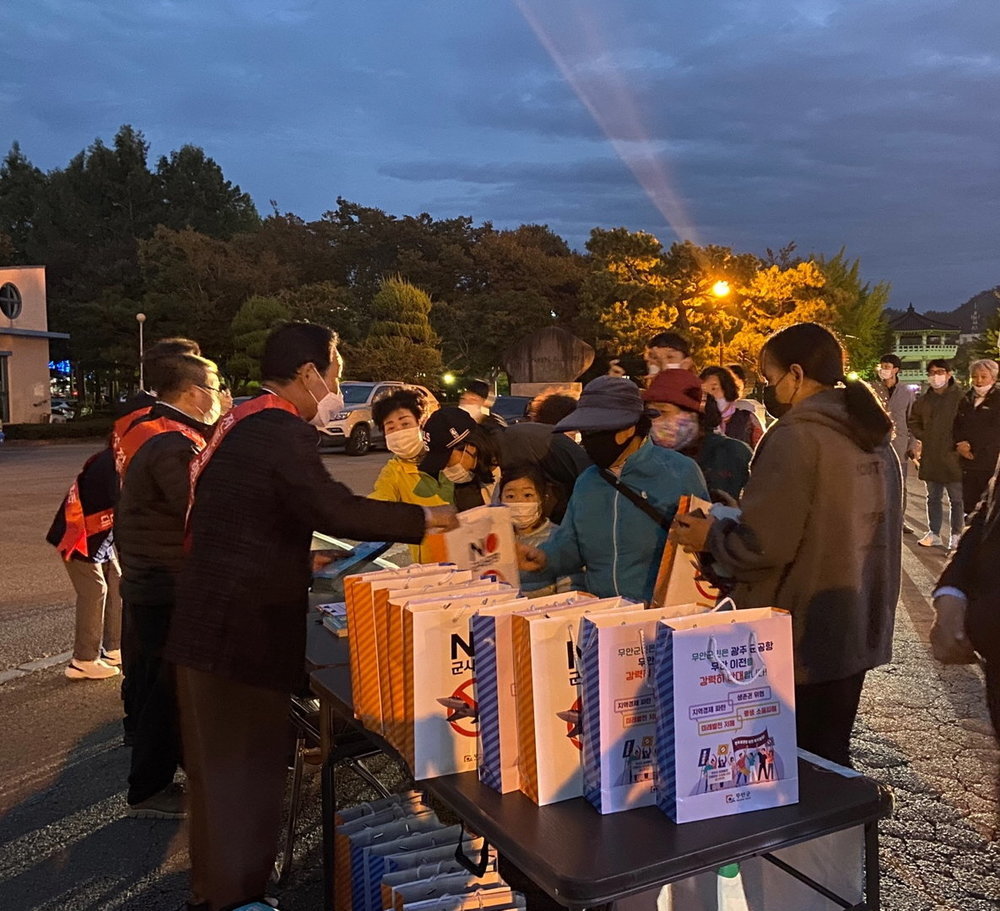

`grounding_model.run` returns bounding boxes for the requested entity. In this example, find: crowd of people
[44,316,1000,911]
